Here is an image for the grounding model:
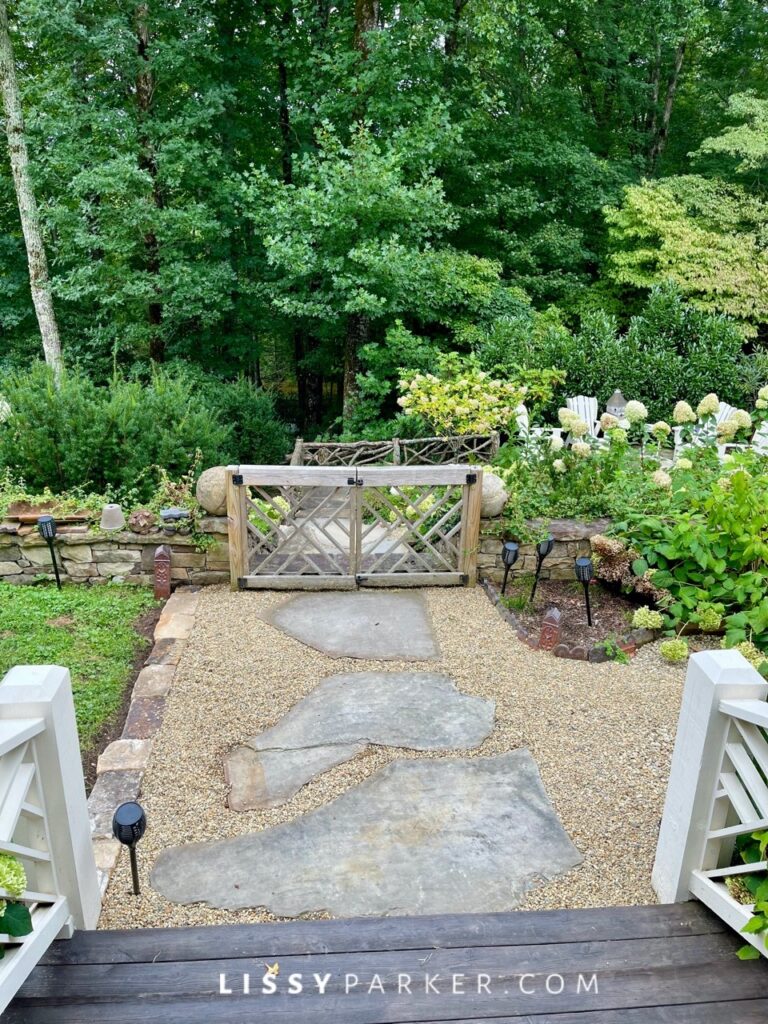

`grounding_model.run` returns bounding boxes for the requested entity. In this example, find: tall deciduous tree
[0,0,62,377]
